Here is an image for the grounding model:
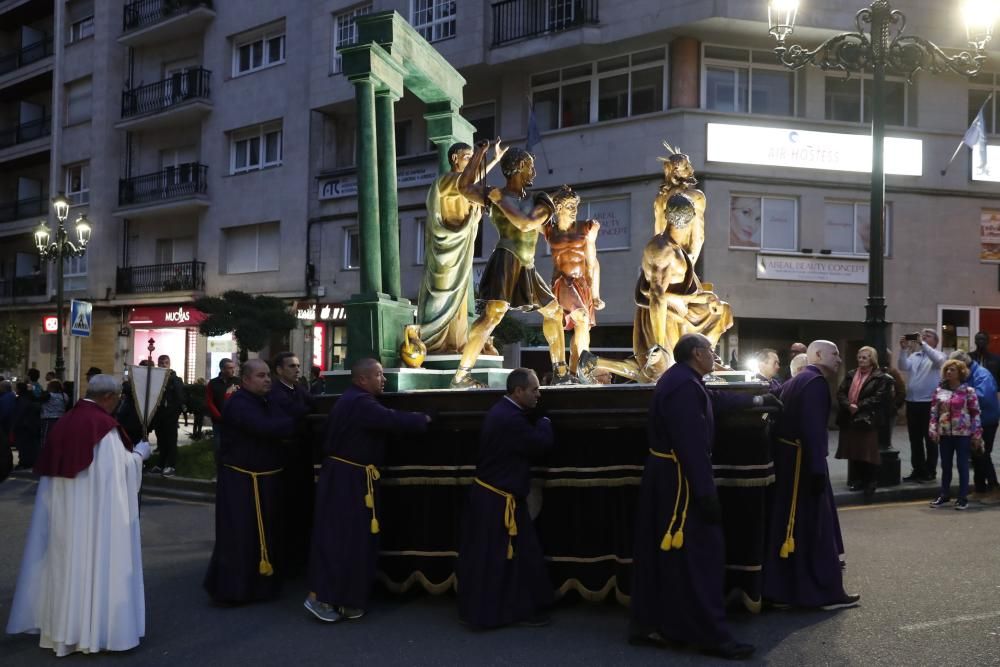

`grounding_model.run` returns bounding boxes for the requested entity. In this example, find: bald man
[204,359,297,604]
[764,341,858,610]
